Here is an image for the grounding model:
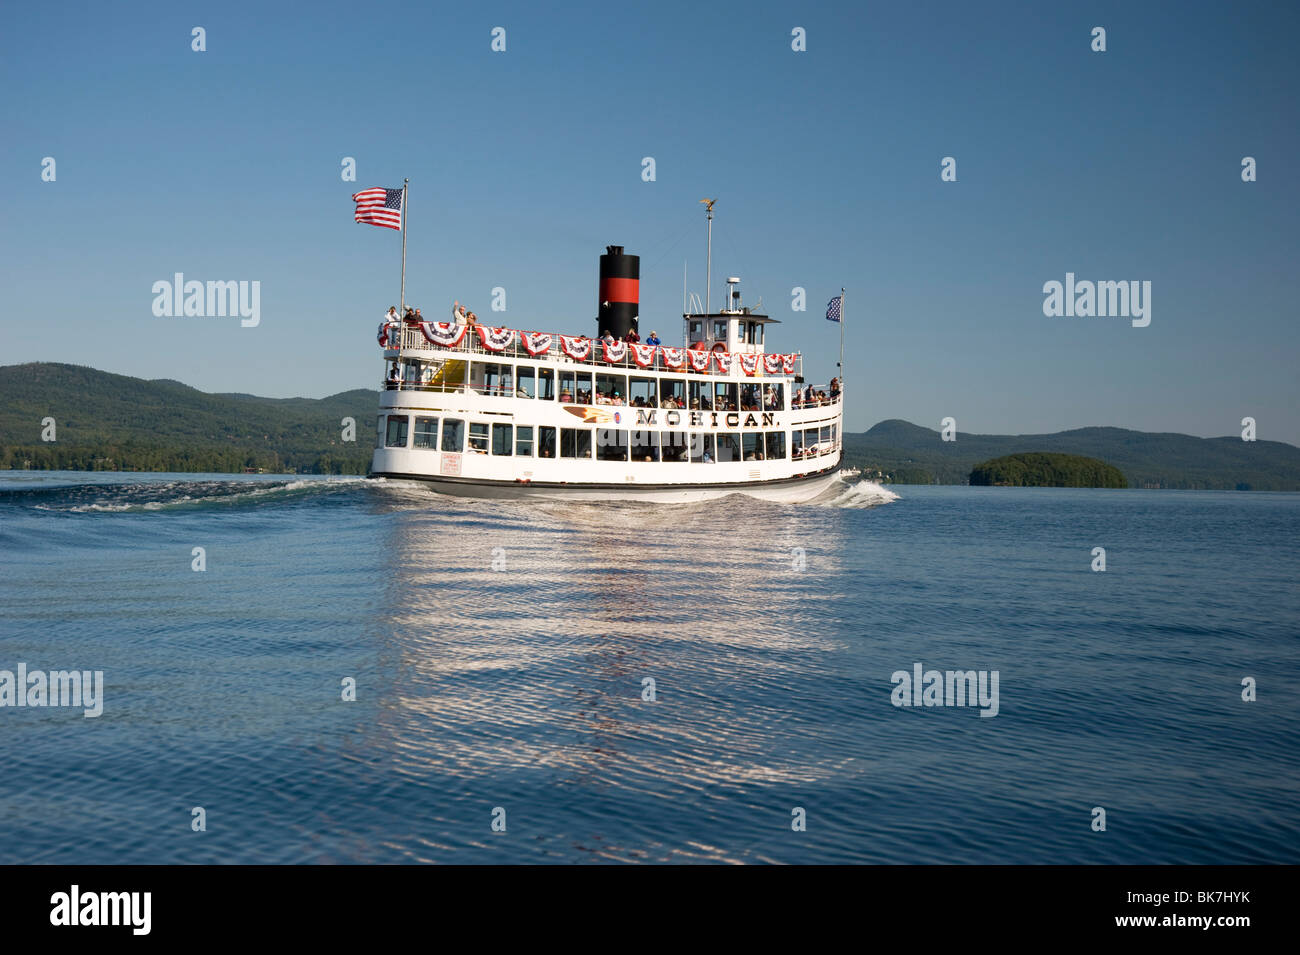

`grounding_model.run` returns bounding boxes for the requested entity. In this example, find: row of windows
[398,360,786,412]
[382,415,837,461]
